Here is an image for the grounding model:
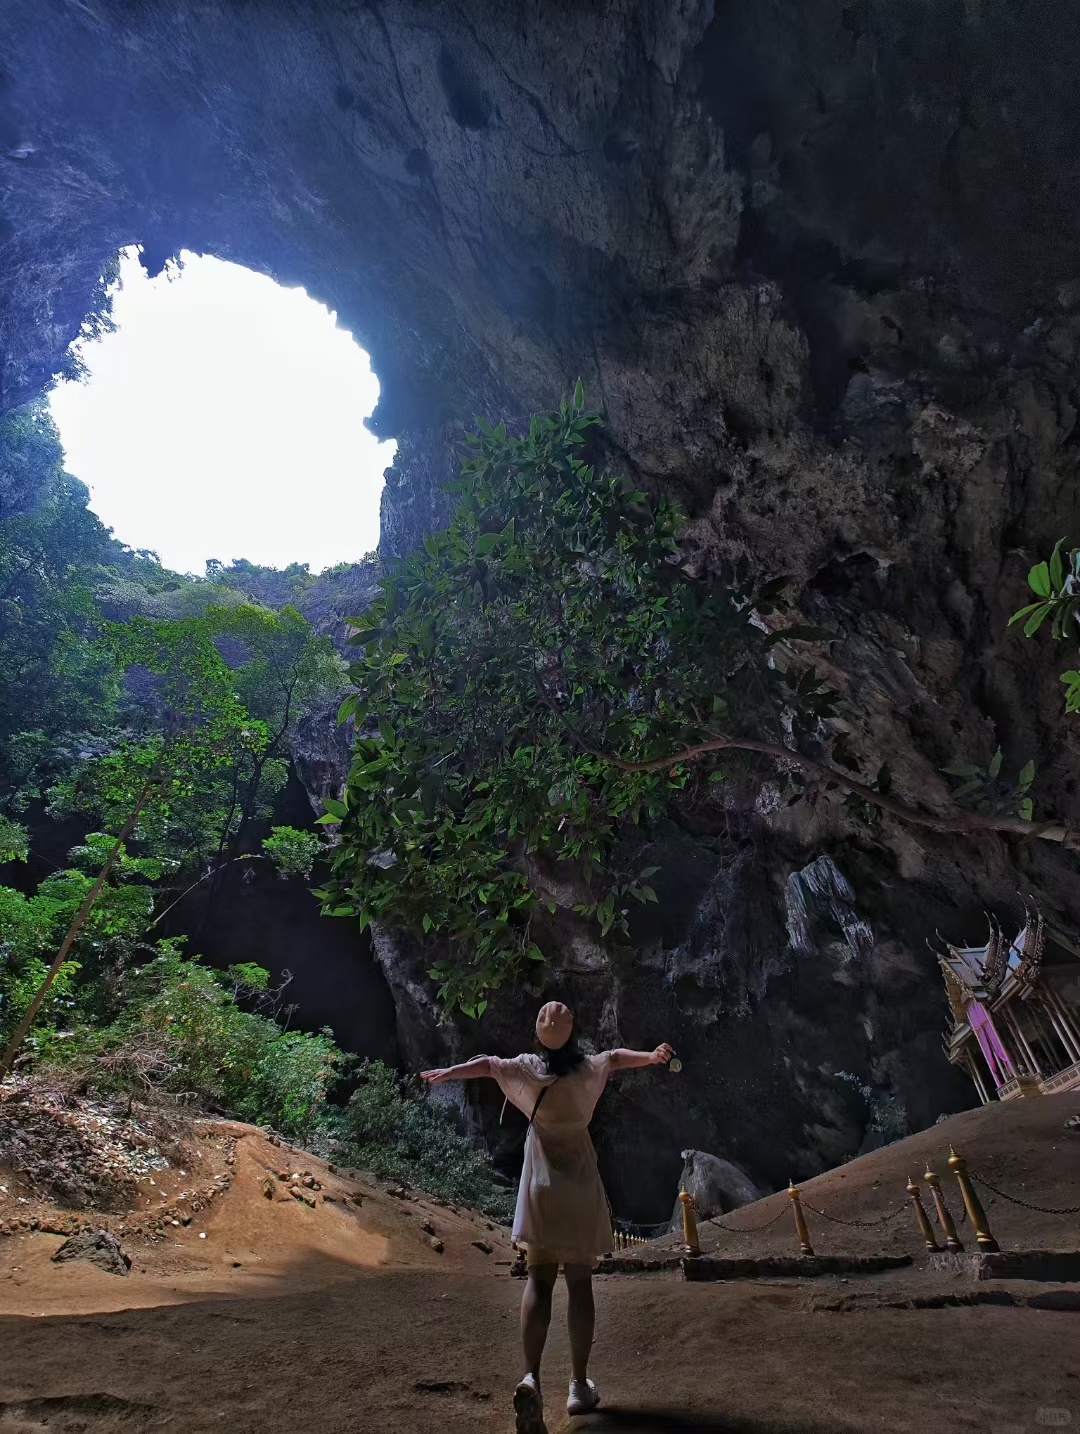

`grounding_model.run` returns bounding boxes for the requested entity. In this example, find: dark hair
[541,1035,586,1078]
